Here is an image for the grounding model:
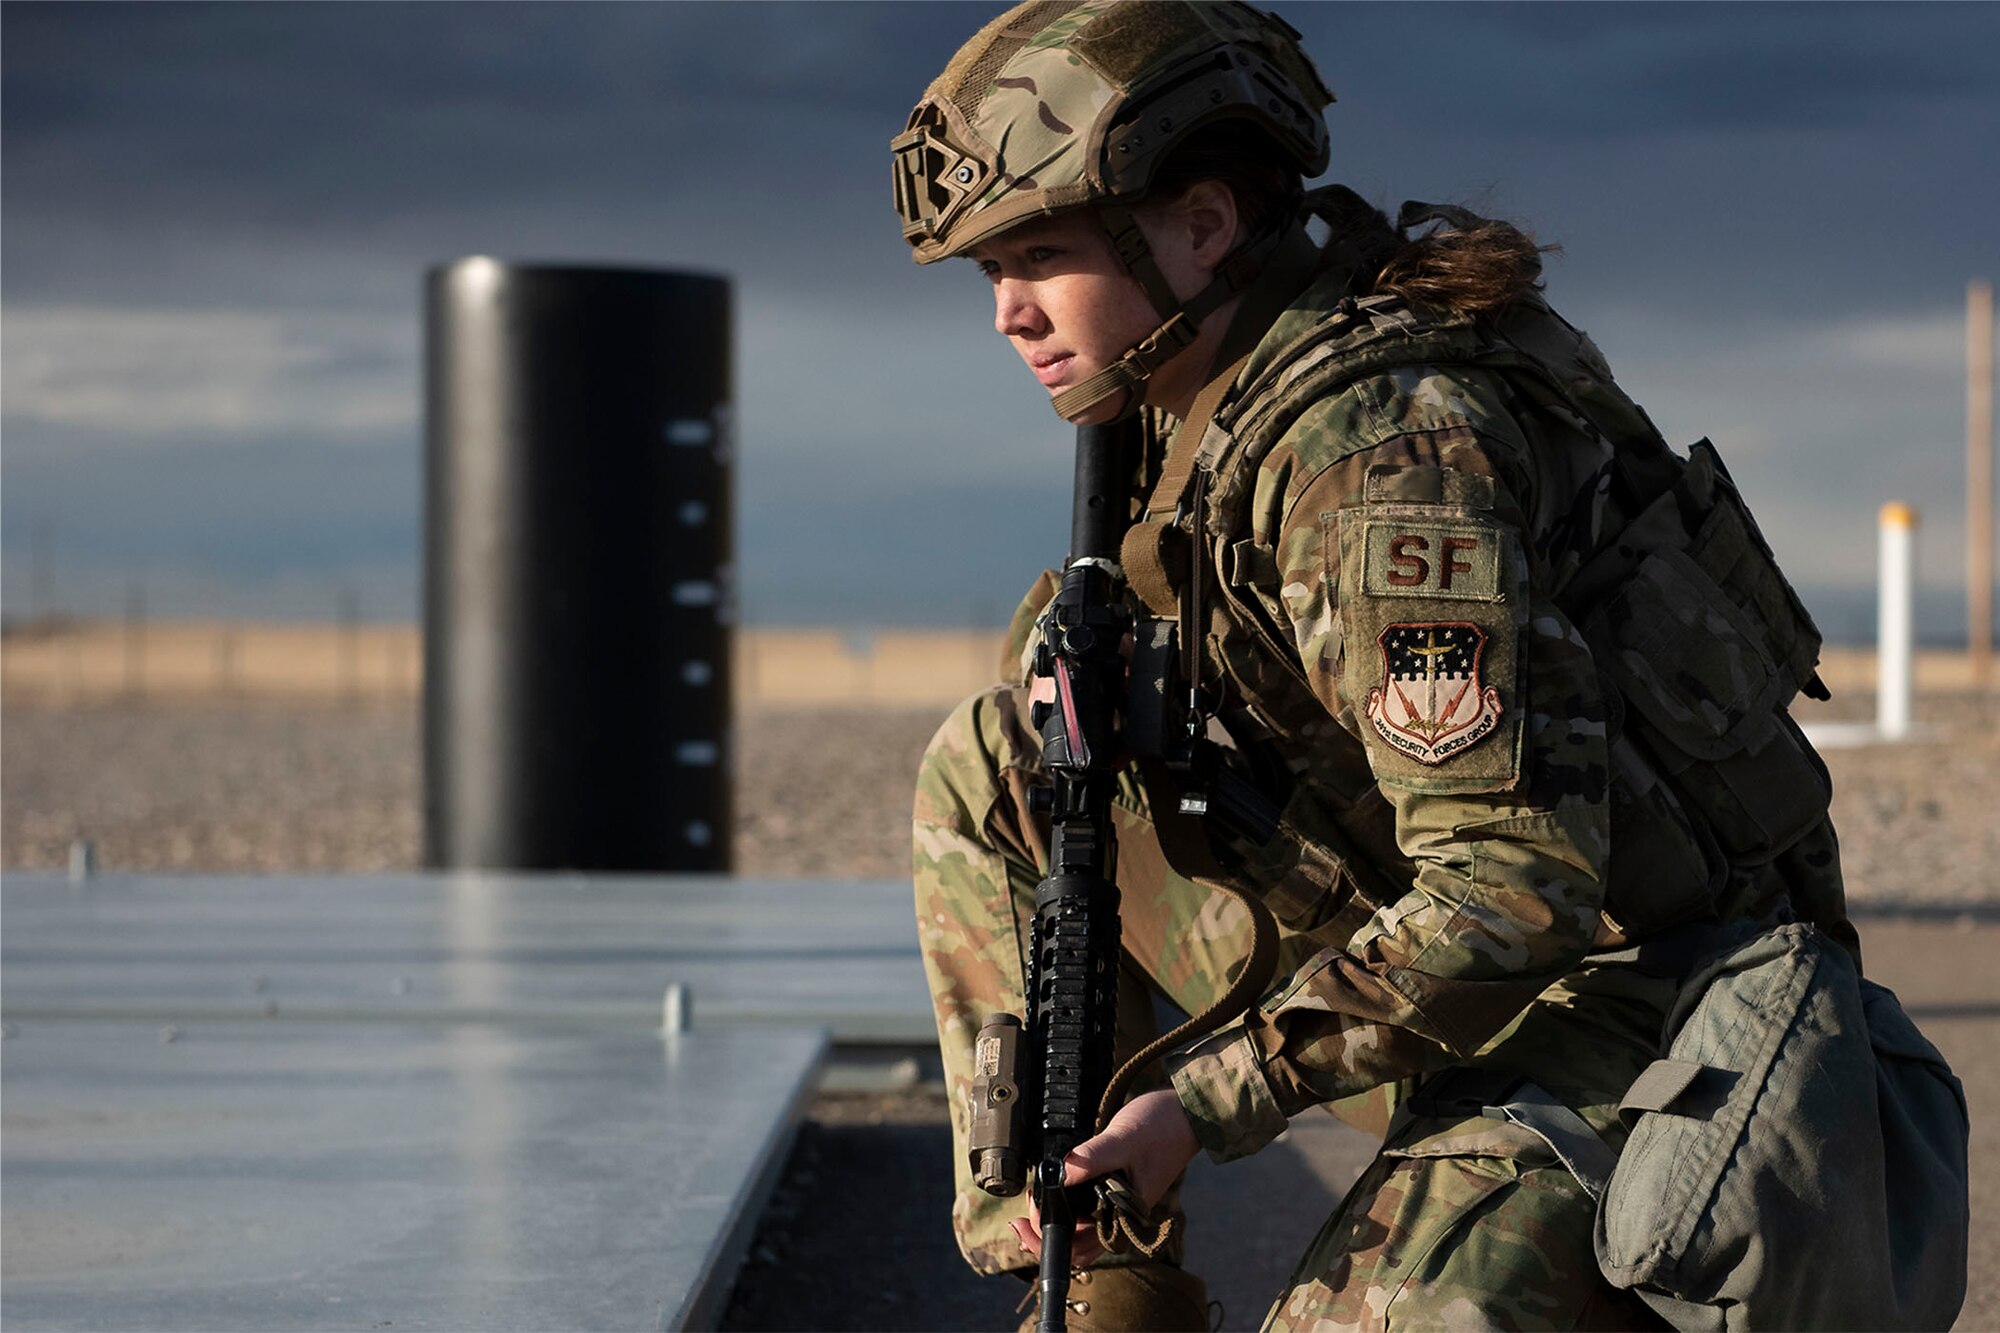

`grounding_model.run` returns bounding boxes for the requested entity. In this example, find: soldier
[897,3,1853,1329]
